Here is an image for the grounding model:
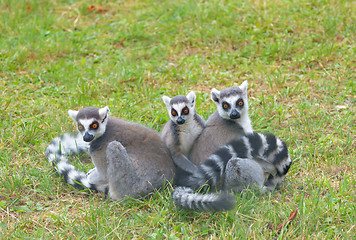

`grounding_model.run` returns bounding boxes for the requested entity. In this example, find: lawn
[0,0,355,239]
